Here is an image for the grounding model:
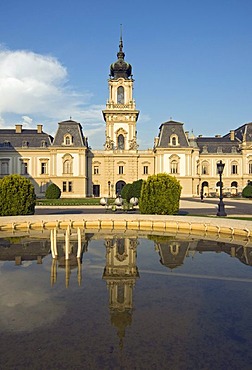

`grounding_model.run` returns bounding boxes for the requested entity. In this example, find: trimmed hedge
[0,175,36,216]
[139,173,181,215]
[45,183,61,199]
[242,184,252,198]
